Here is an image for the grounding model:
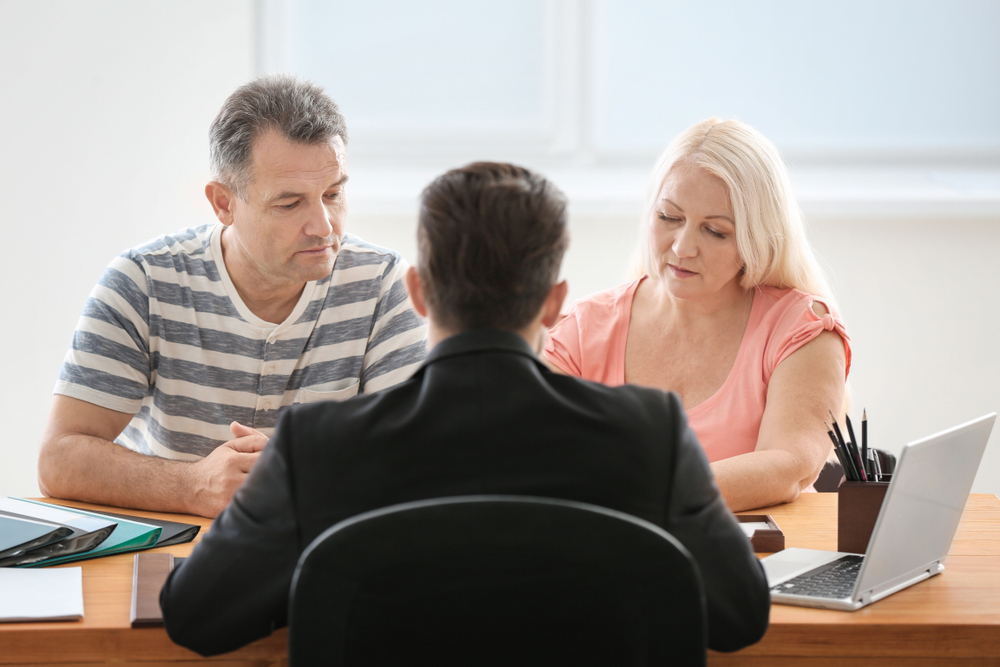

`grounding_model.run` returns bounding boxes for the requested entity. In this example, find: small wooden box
[738,514,784,552]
